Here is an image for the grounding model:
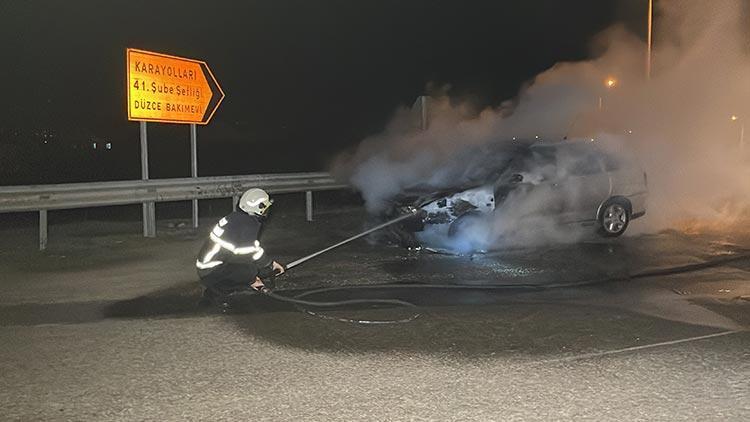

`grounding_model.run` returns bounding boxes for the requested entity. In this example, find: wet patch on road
[229,299,727,360]
[1,224,749,365]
